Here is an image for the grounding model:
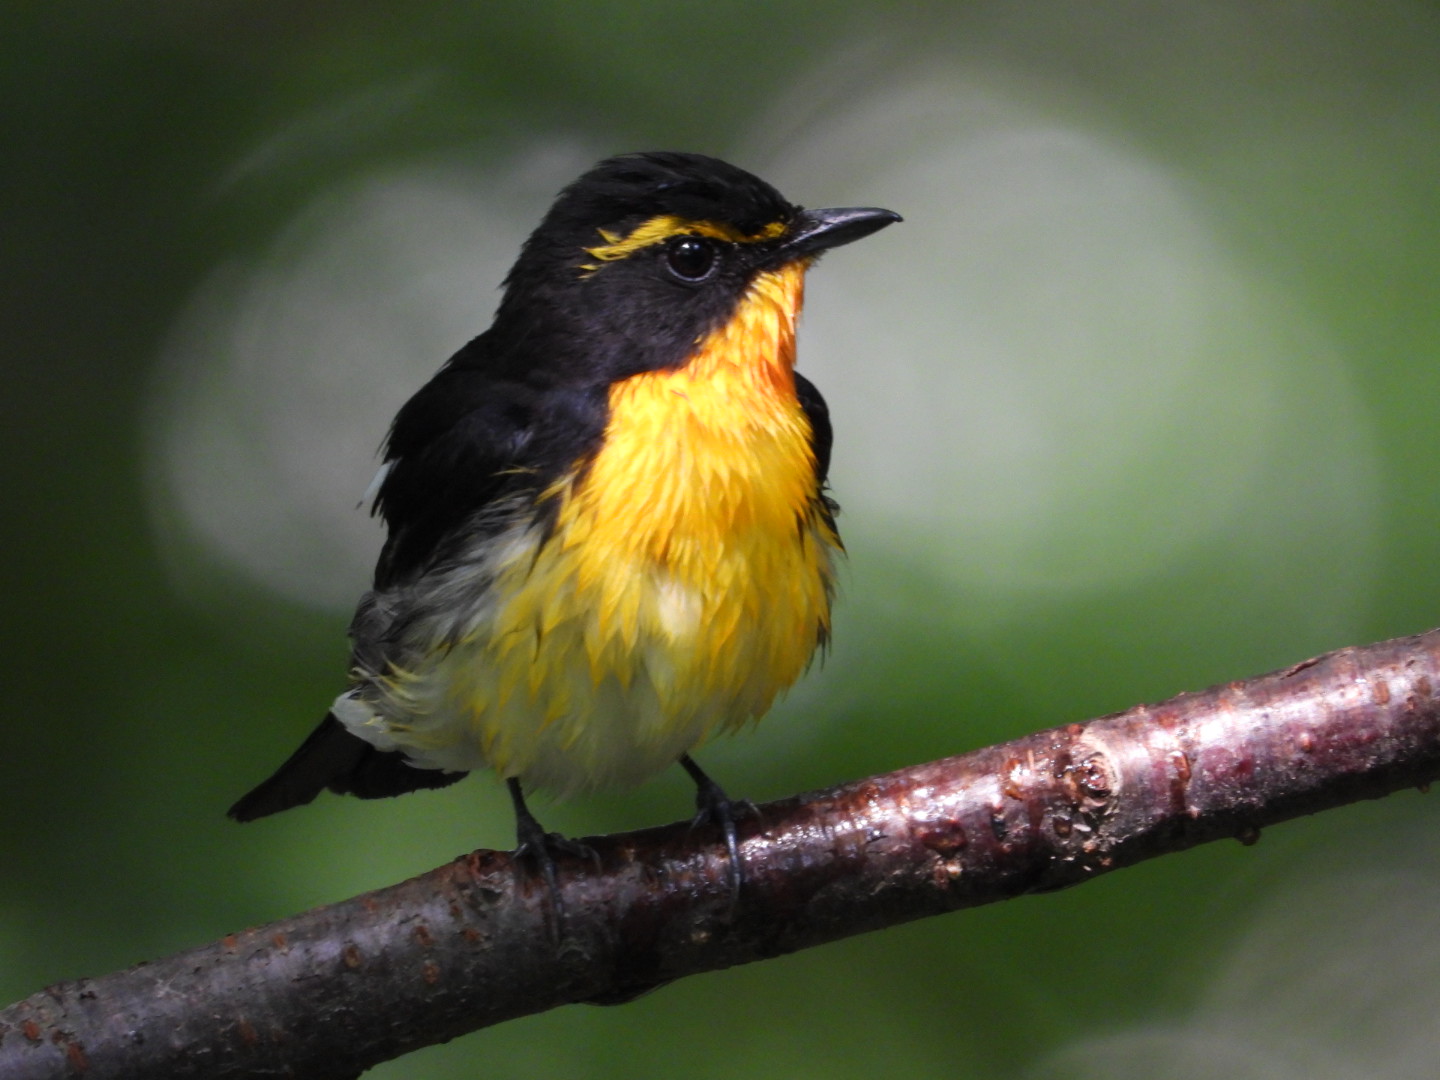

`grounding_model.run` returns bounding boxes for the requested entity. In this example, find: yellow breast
[364,262,838,794]
[540,259,836,690]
